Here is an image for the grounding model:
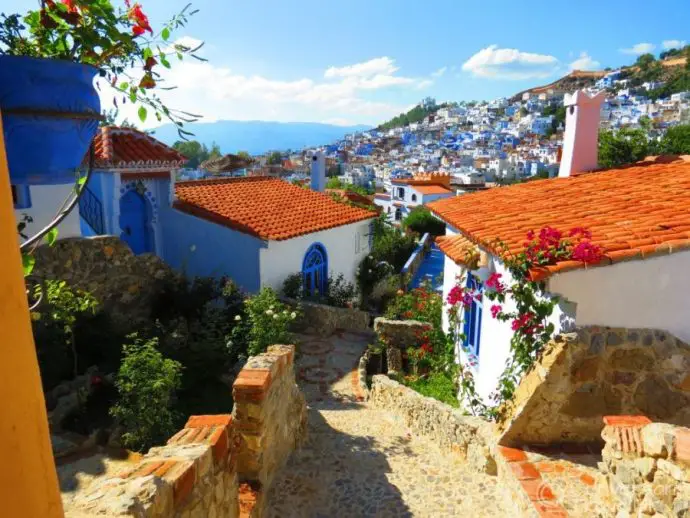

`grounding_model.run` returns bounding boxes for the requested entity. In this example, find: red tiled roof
[428,156,690,279]
[174,177,377,241]
[93,126,186,170]
[413,185,453,195]
[435,234,478,266]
